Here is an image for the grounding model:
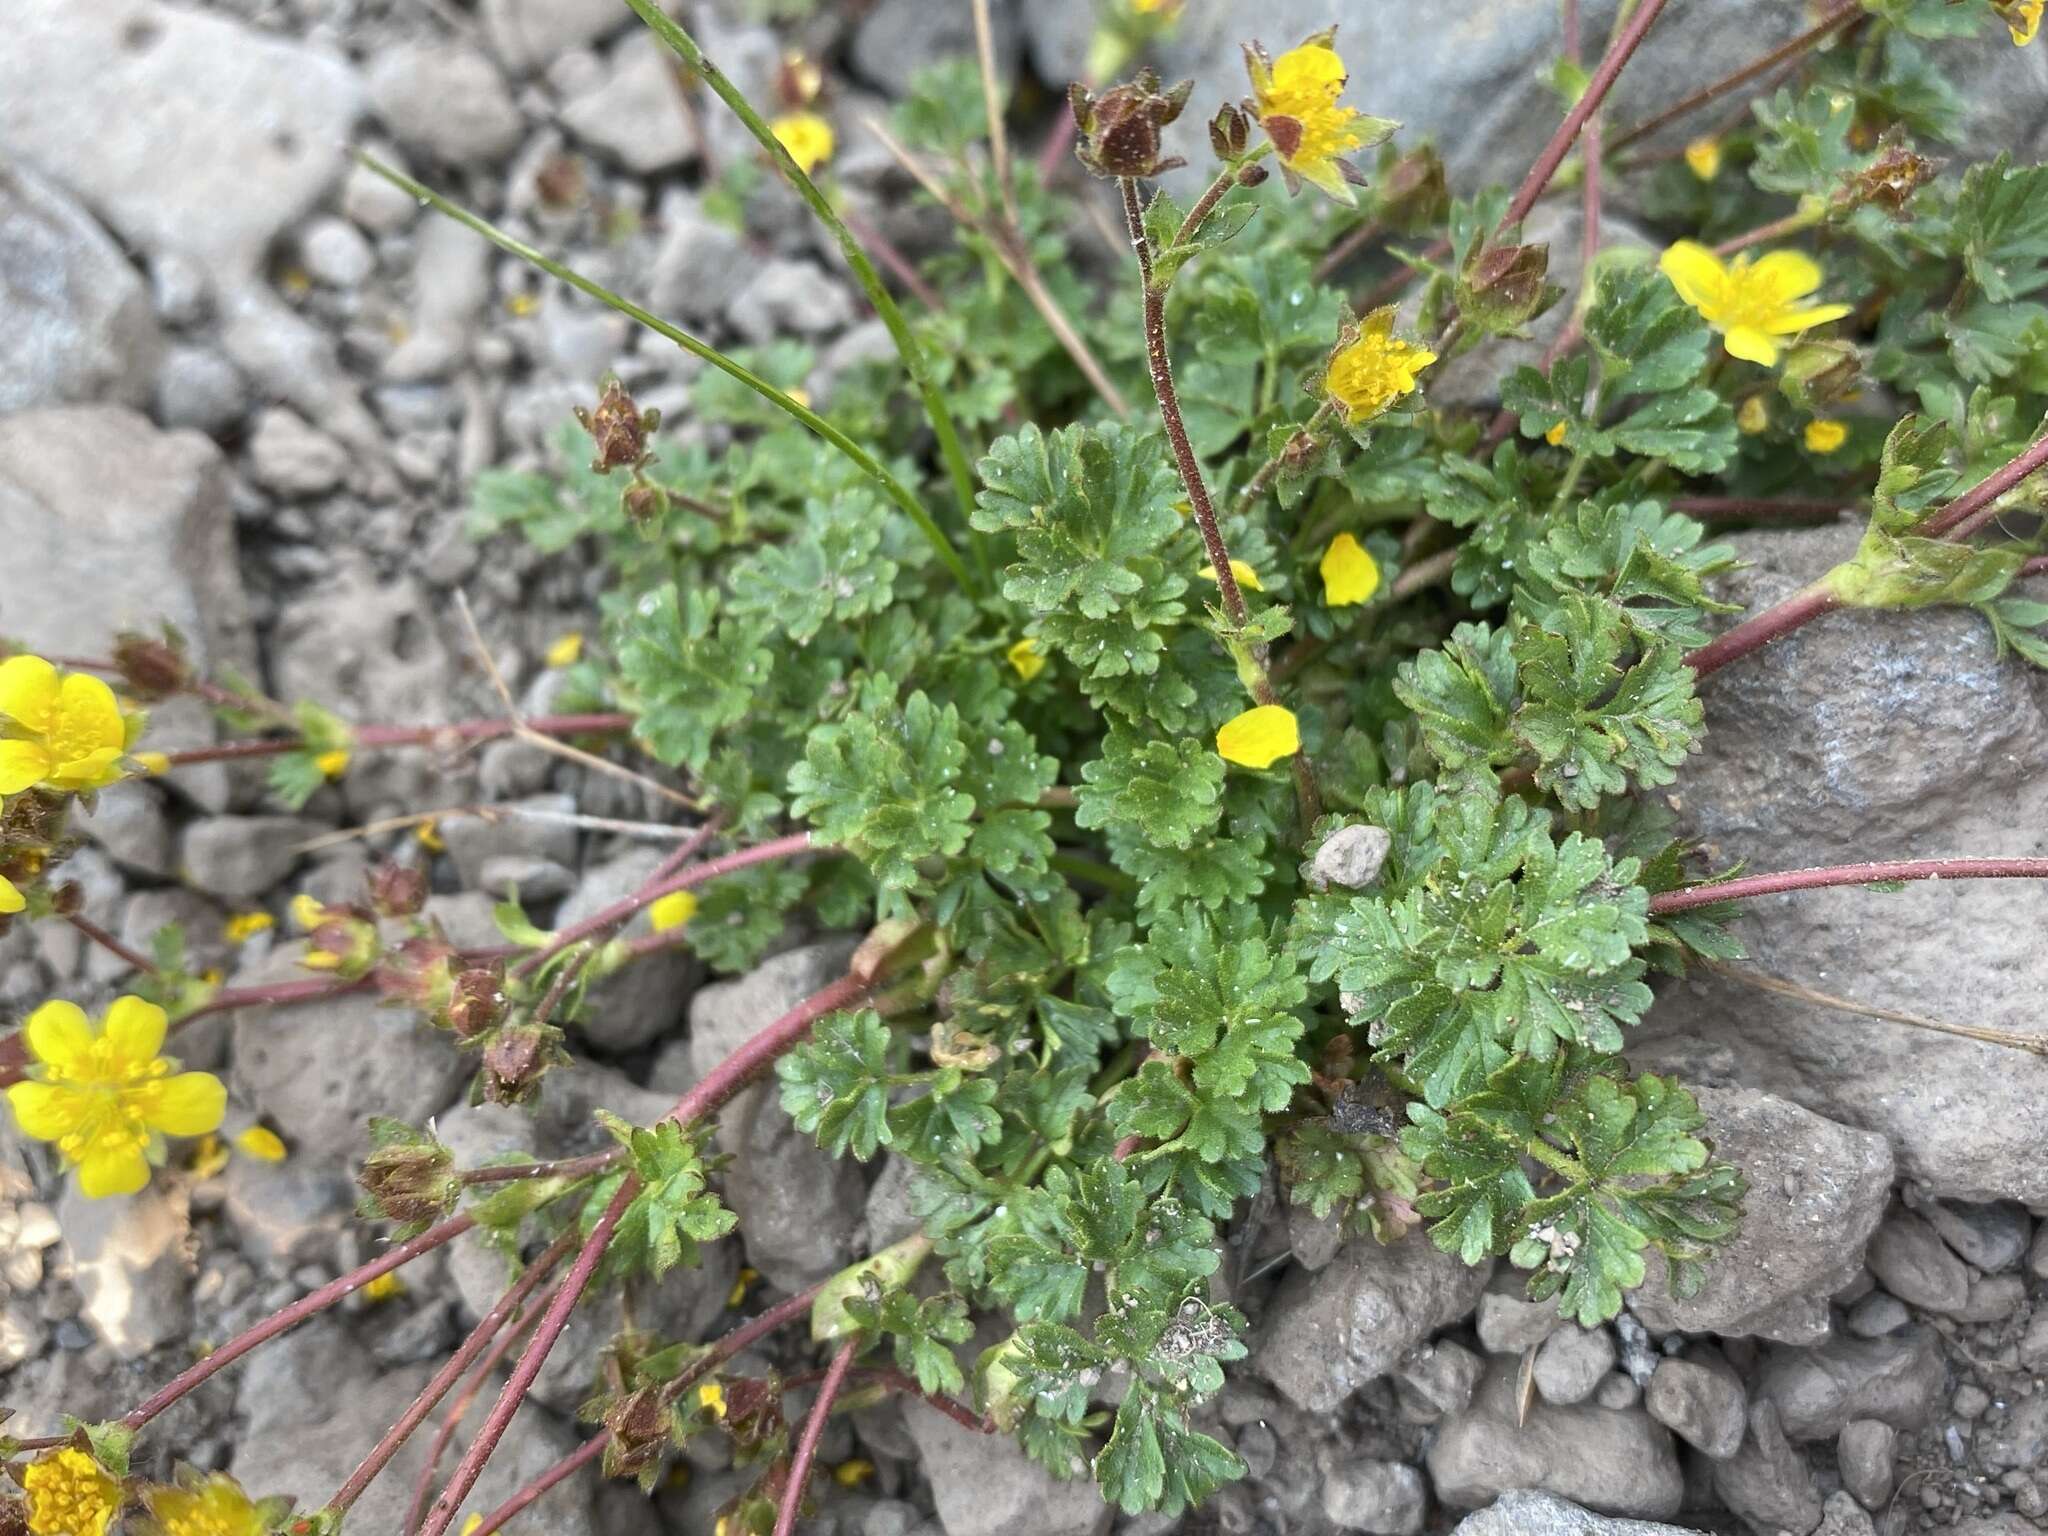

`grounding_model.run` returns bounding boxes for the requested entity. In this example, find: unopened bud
[480,1022,563,1106]
[1235,161,1270,188]
[356,1136,457,1229]
[601,1387,673,1478]
[575,373,659,475]
[1069,70,1192,180]
[622,481,668,525]
[1776,338,1862,411]
[1208,101,1250,160]
[112,631,192,700]
[367,861,427,919]
[1457,240,1557,336]
[446,964,508,1040]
